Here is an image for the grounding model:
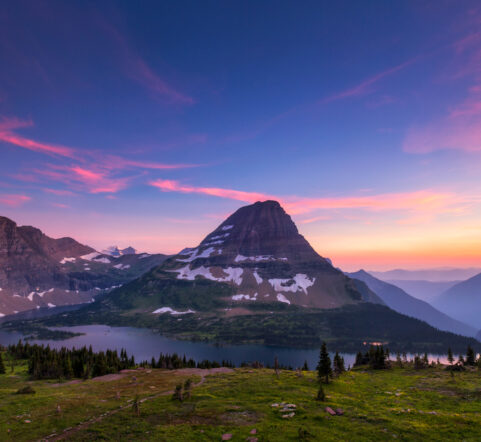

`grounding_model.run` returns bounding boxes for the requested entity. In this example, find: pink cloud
[51,202,69,209]
[42,188,76,196]
[0,117,77,158]
[1,116,204,194]
[150,179,465,217]
[36,165,130,194]
[0,194,31,207]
